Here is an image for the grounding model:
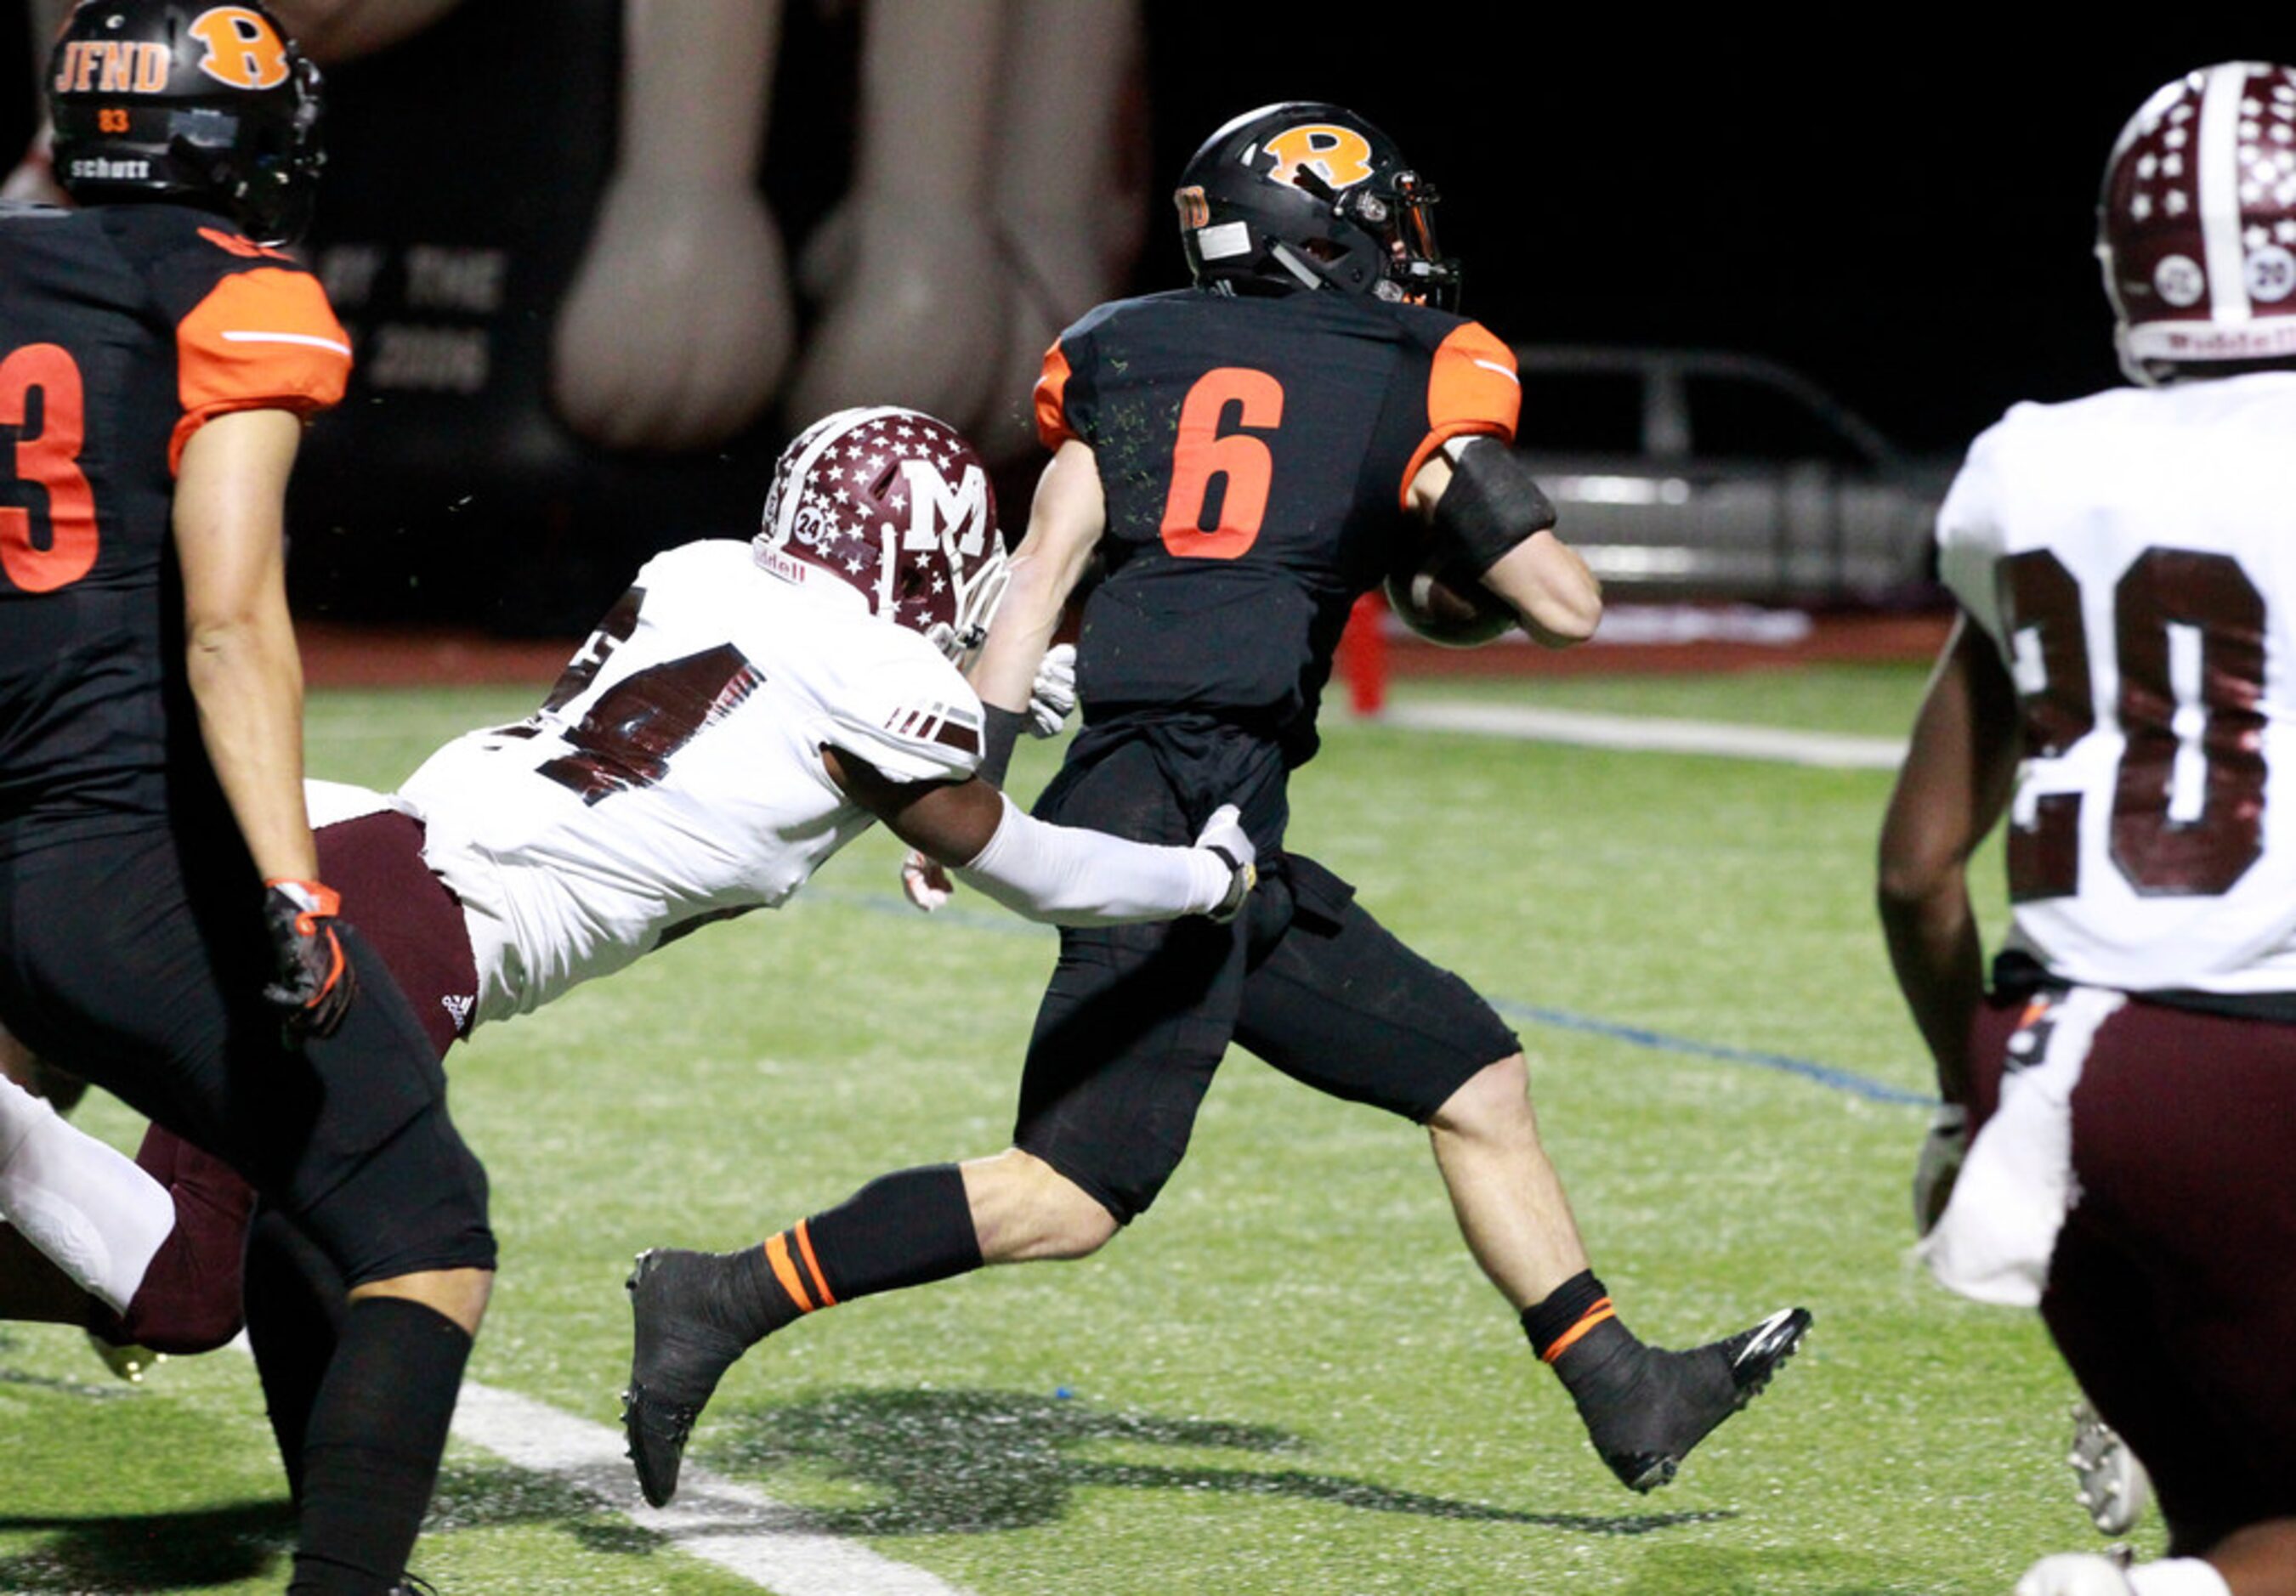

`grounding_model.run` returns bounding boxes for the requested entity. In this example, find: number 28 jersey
[1035,286,1519,761]
[1937,371,2296,997]
[397,541,984,1025]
